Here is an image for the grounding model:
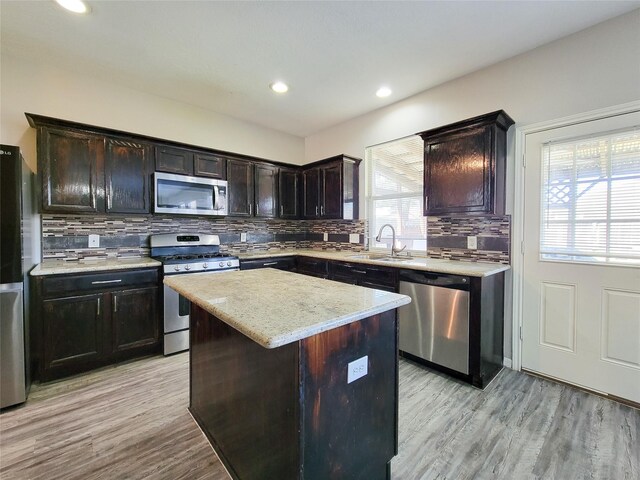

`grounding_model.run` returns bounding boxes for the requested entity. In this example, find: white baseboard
[503,358,513,369]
